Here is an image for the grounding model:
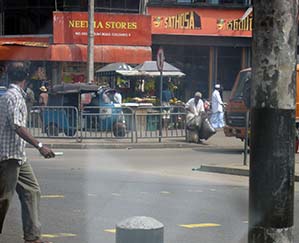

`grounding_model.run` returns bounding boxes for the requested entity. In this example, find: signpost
[157,47,165,143]
[157,47,165,72]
